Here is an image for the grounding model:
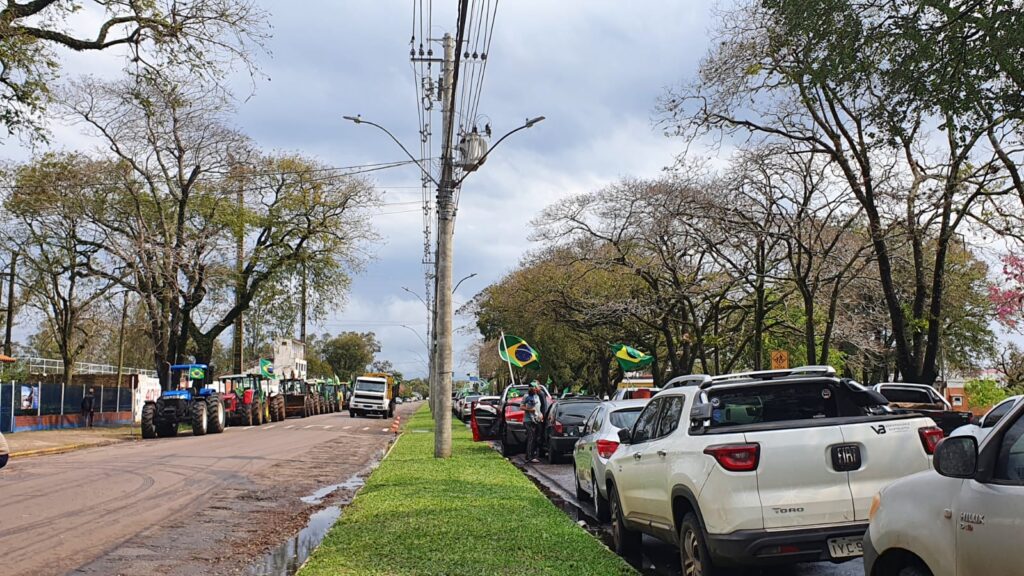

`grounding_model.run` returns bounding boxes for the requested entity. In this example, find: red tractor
[218,374,269,426]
